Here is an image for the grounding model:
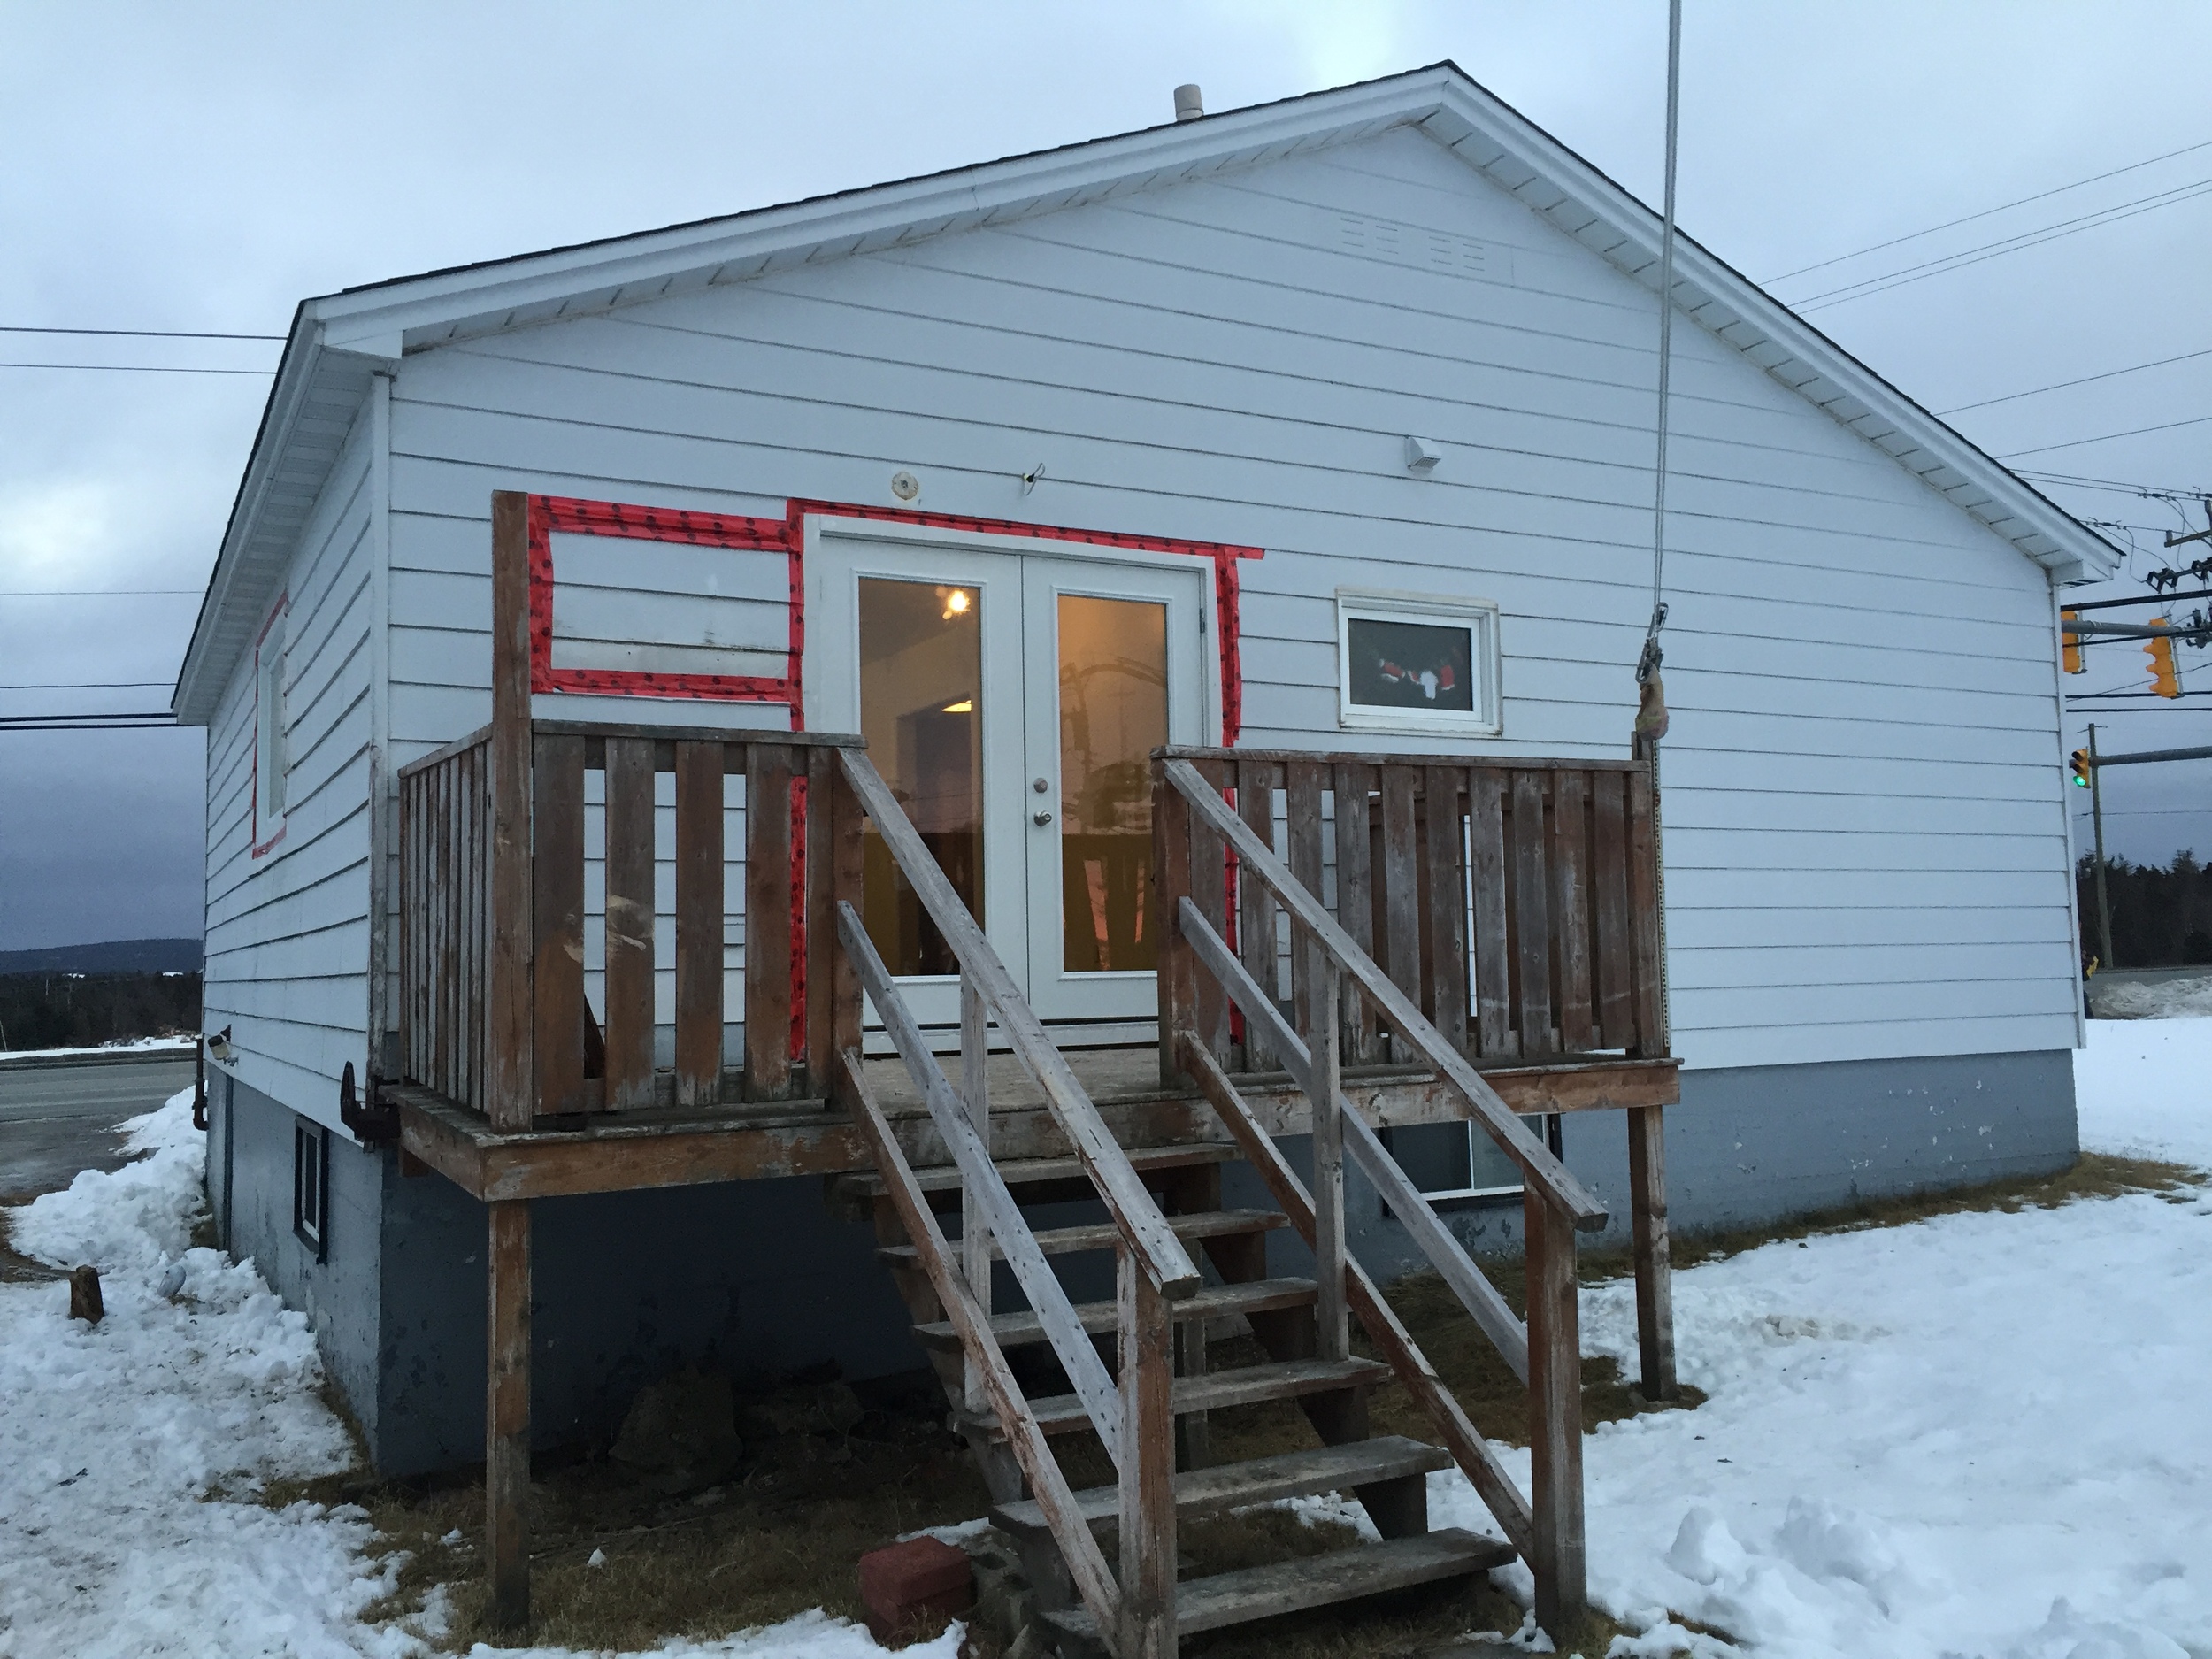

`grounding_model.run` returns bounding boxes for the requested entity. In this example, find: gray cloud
[4,2,2208,947]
